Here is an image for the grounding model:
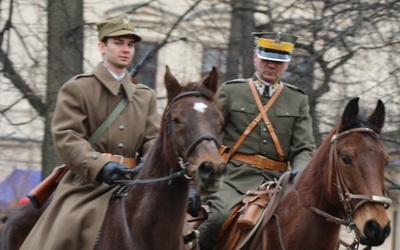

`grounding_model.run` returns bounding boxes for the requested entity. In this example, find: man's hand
[187,185,201,217]
[96,162,128,185]
[289,168,302,182]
